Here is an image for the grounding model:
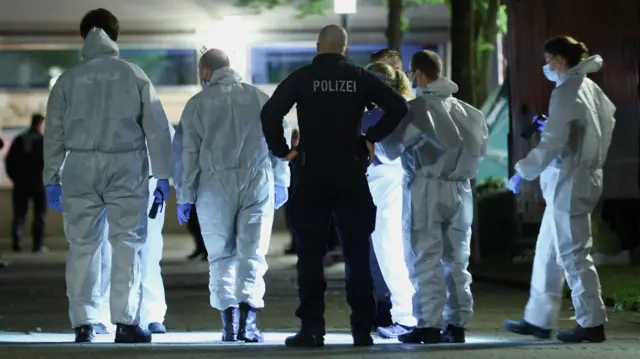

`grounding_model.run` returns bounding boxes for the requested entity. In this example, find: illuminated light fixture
[334,0,356,15]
